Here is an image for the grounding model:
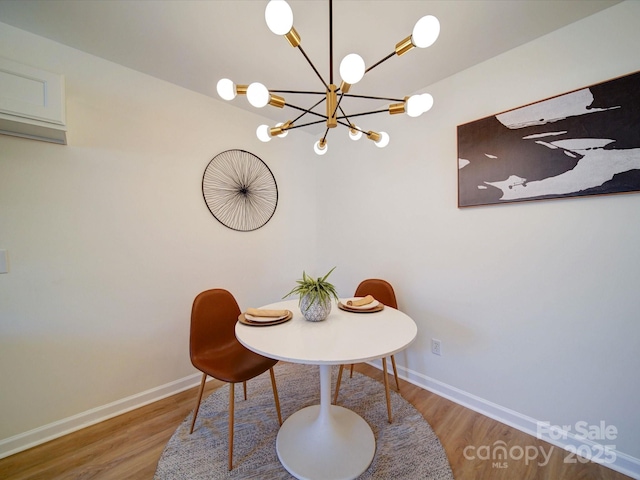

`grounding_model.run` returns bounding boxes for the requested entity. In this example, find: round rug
[155,363,454,479]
